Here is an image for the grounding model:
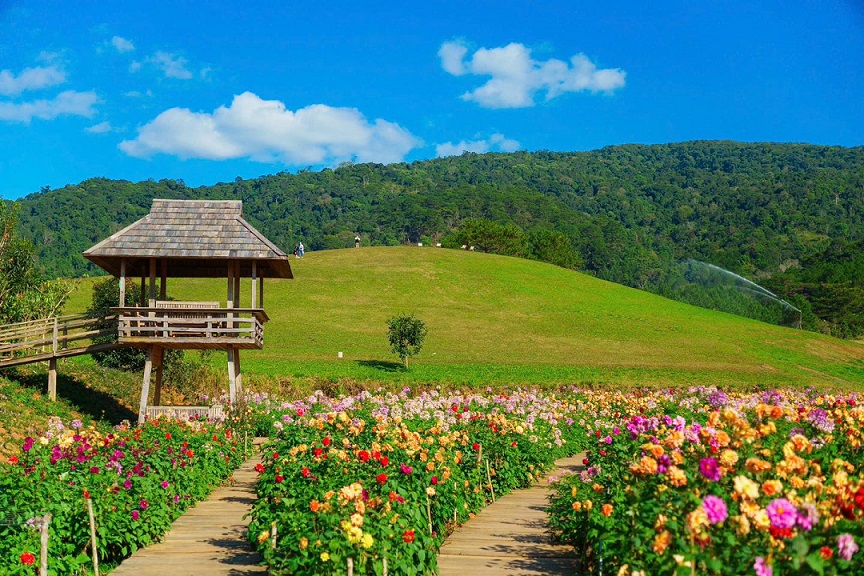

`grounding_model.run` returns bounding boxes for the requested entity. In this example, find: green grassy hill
[64,247,864,390]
